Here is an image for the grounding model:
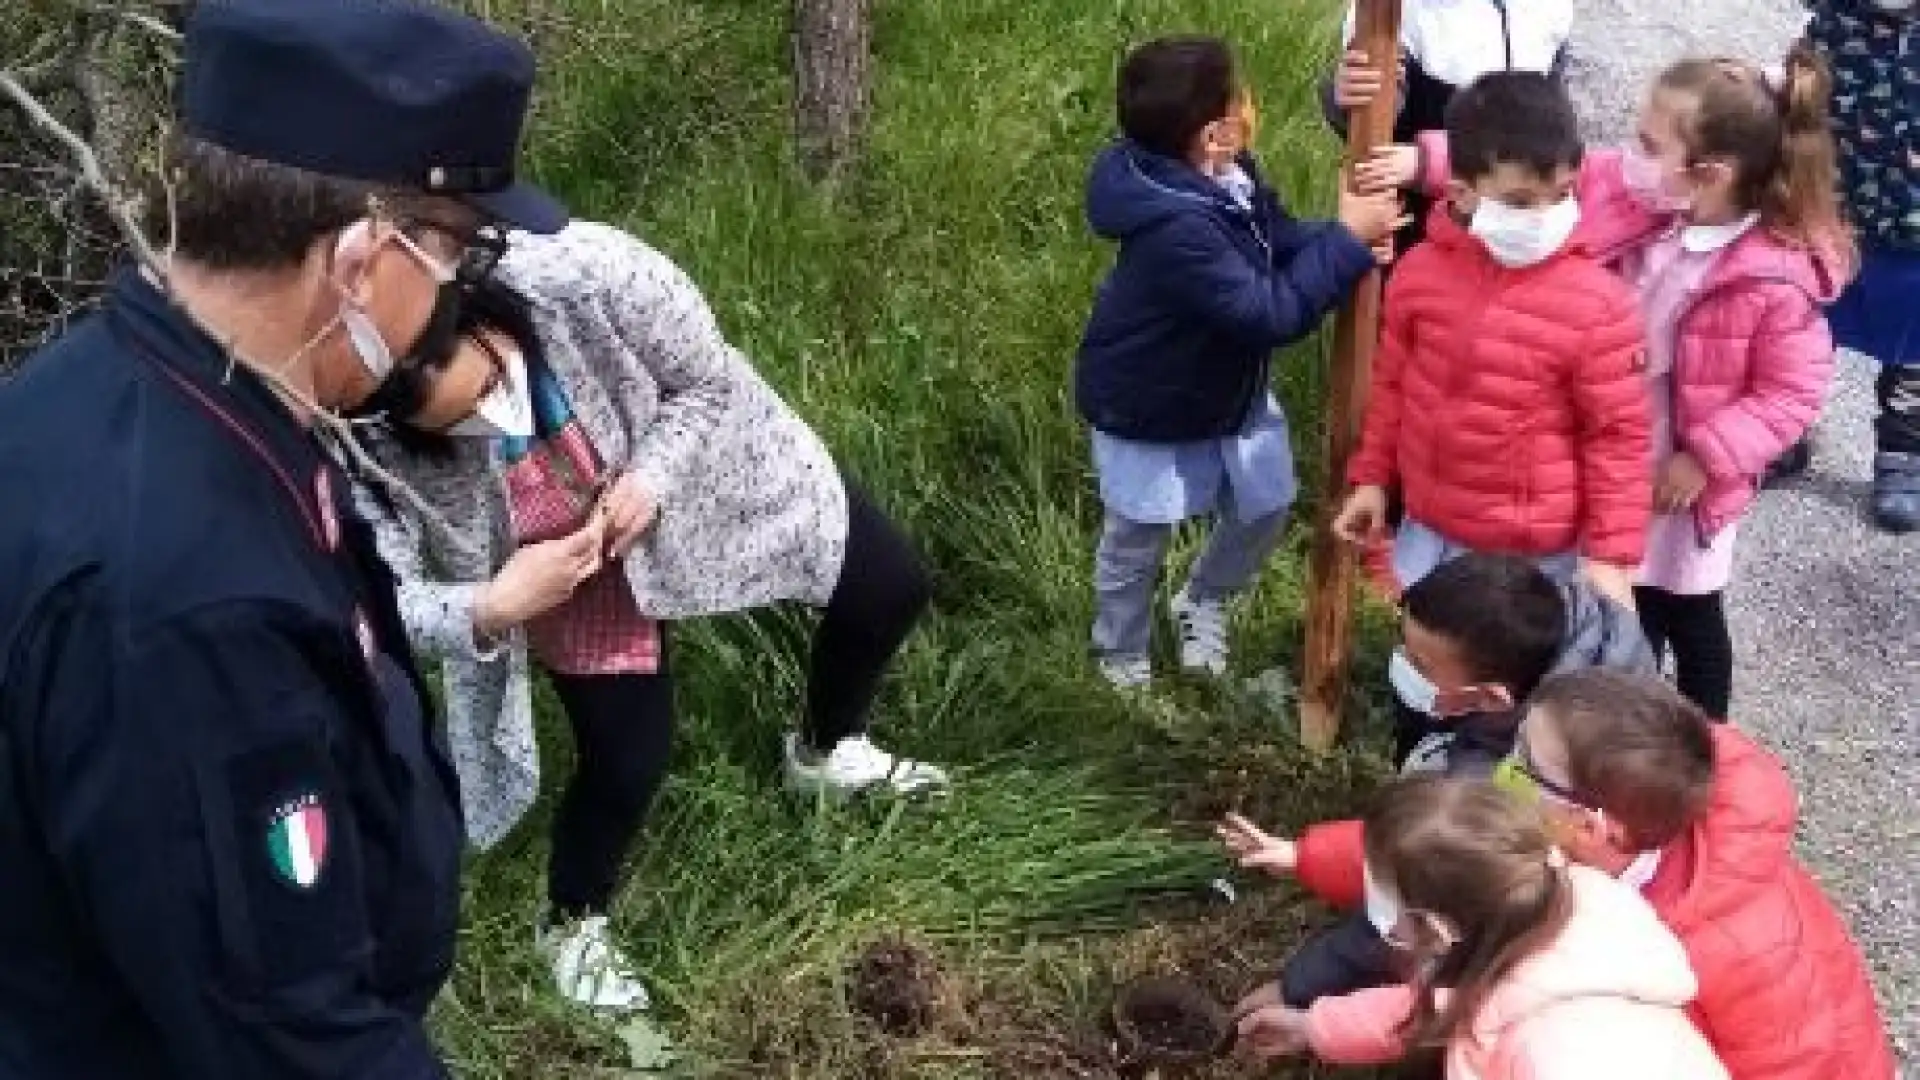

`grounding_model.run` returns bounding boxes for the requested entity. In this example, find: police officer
[0,1,566,1076]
